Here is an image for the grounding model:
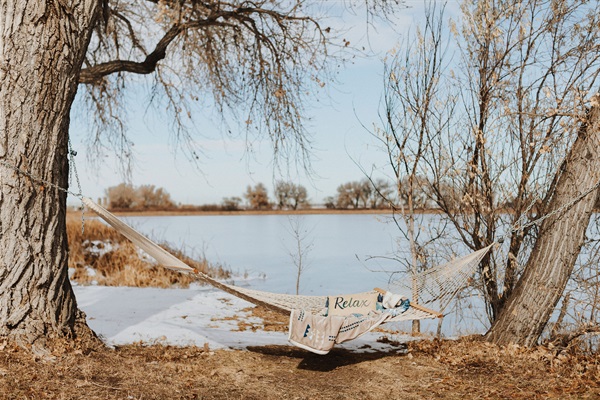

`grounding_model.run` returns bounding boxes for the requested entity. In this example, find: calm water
[120,213,487,336]
[122,213,410,295]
